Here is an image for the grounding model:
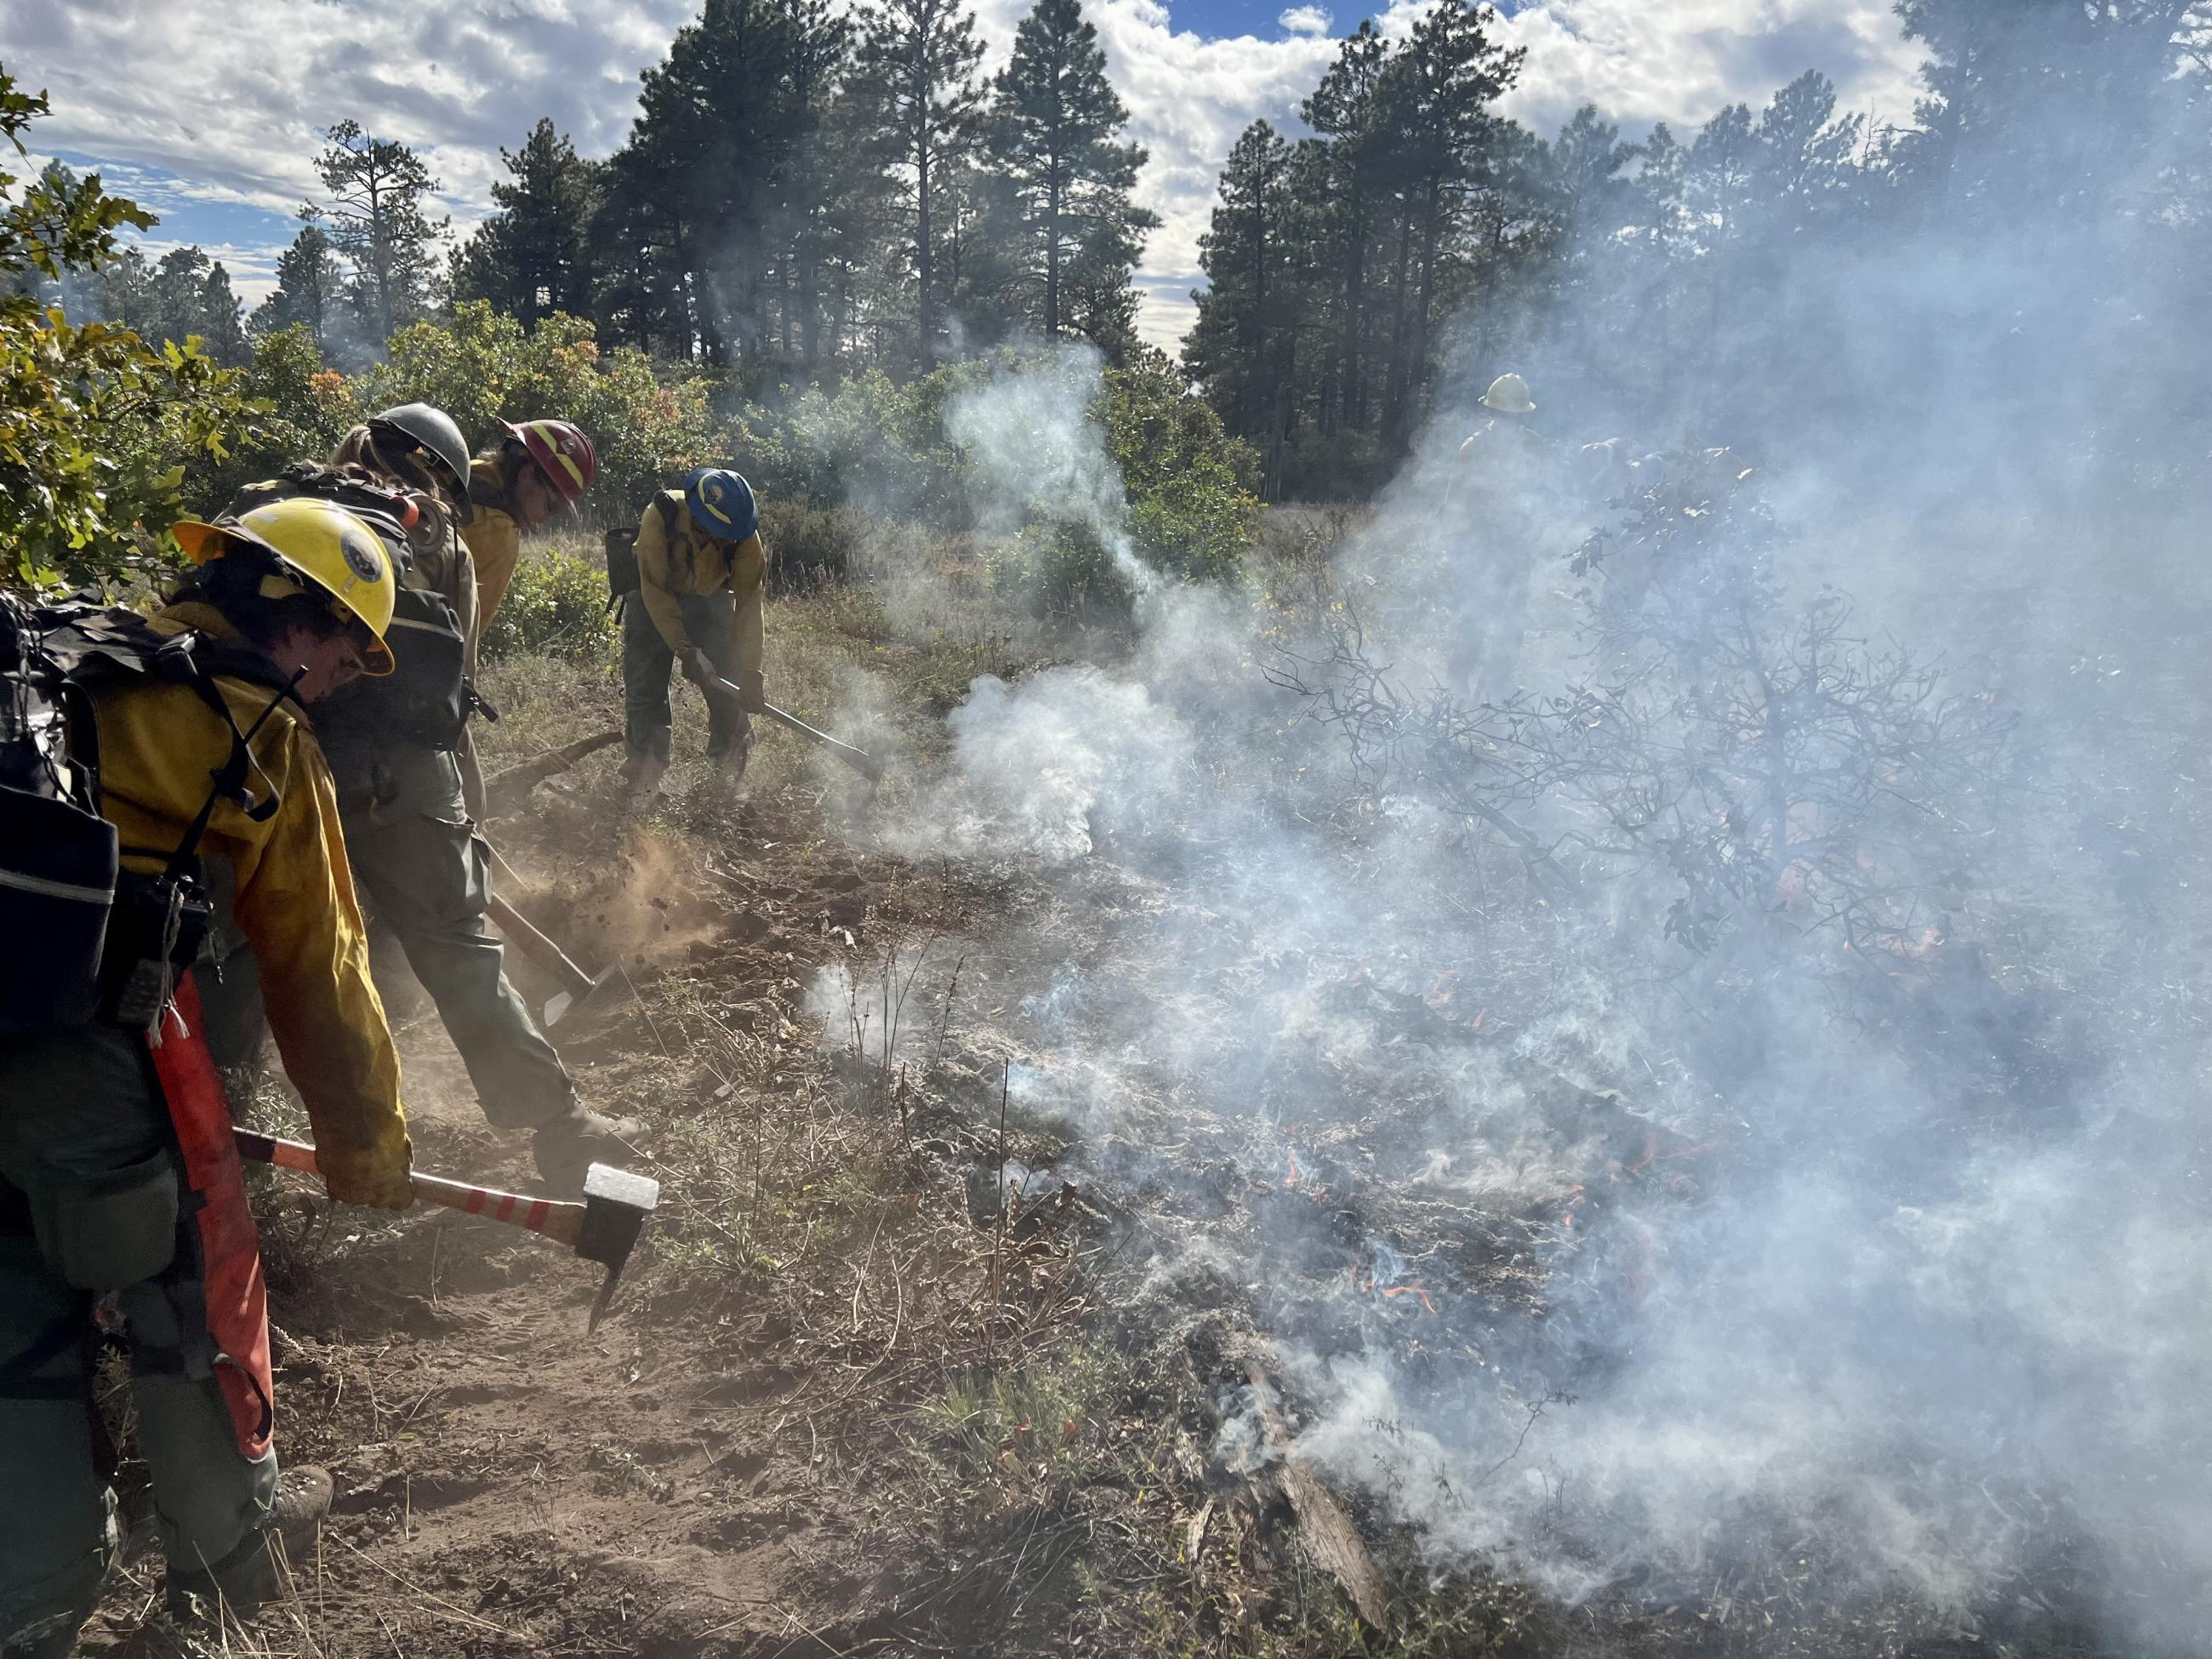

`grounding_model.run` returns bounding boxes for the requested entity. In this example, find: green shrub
[987,522,1121,618]
[1,71,266,587]
[479,547,616,663]
[190,323,362,512]
[357,302,727,515]
[1103,350,1260,582]
[757,496,858,592]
